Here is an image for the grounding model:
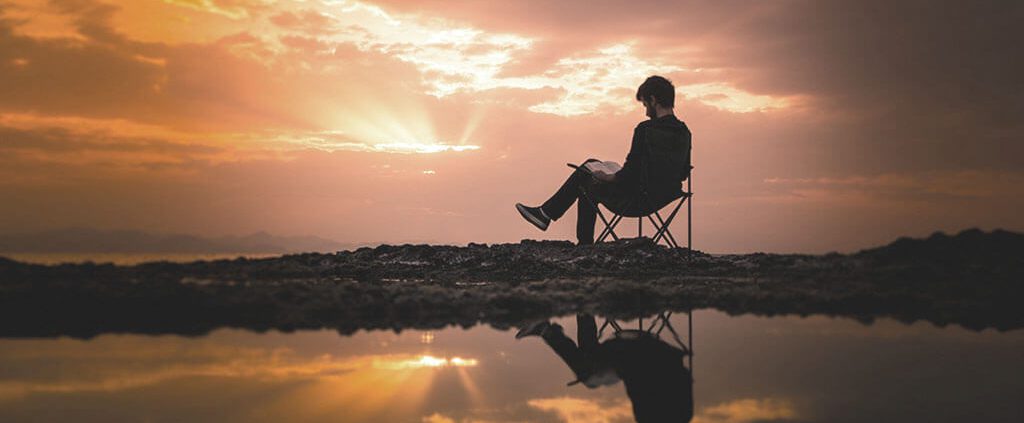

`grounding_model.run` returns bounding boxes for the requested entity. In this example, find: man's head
[636,75,675,118]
